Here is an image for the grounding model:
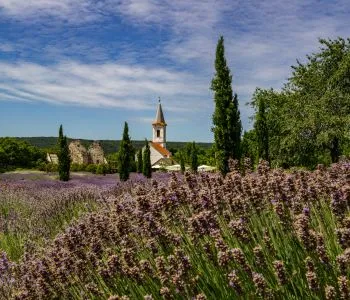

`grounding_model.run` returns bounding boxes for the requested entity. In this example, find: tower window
[157,130,160,137]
